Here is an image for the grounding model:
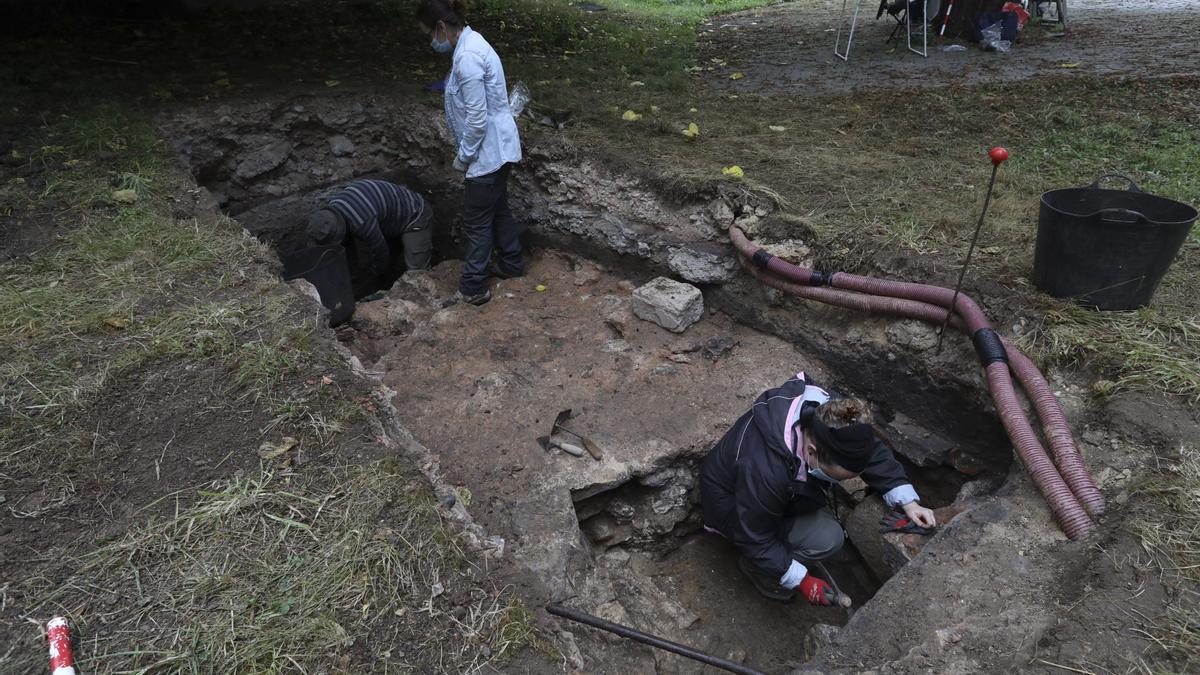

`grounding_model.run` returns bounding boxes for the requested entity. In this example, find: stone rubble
[631,277,705,333]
